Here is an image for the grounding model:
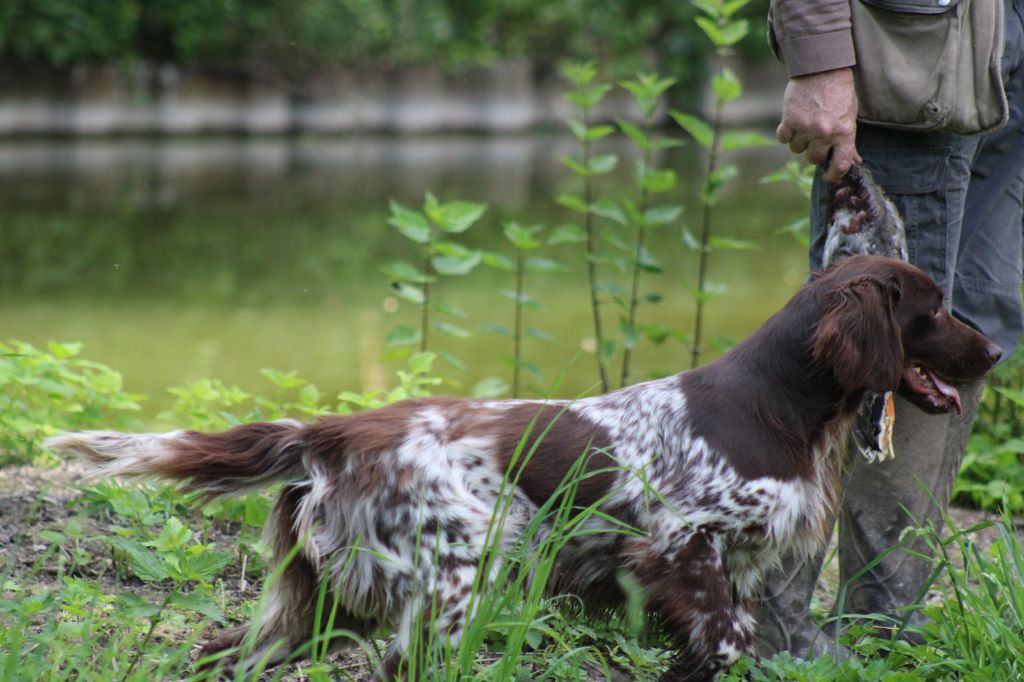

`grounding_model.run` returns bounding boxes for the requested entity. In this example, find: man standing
[759,0,1024,656]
